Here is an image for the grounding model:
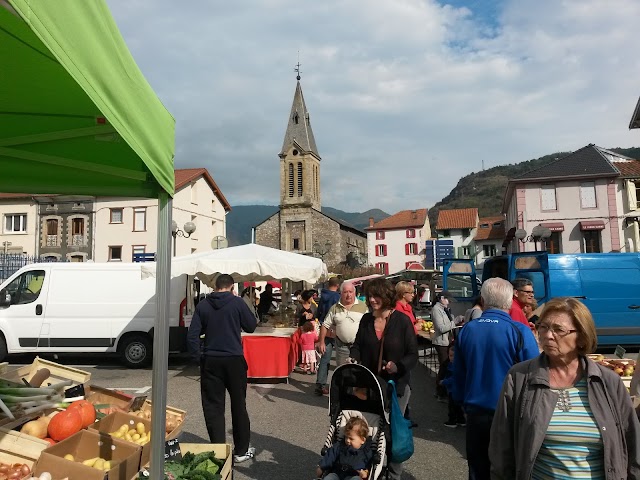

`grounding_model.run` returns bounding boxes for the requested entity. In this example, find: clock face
[292,149,299,156]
